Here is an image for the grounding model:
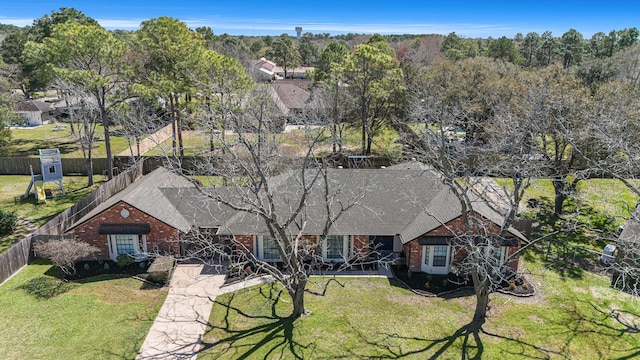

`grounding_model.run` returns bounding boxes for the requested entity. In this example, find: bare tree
[135,85,385,319]
[55,81,101,186]
[399,59,542,327]
[565,79,640,294]
[34,240,99,277]
[112,98,164,162]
